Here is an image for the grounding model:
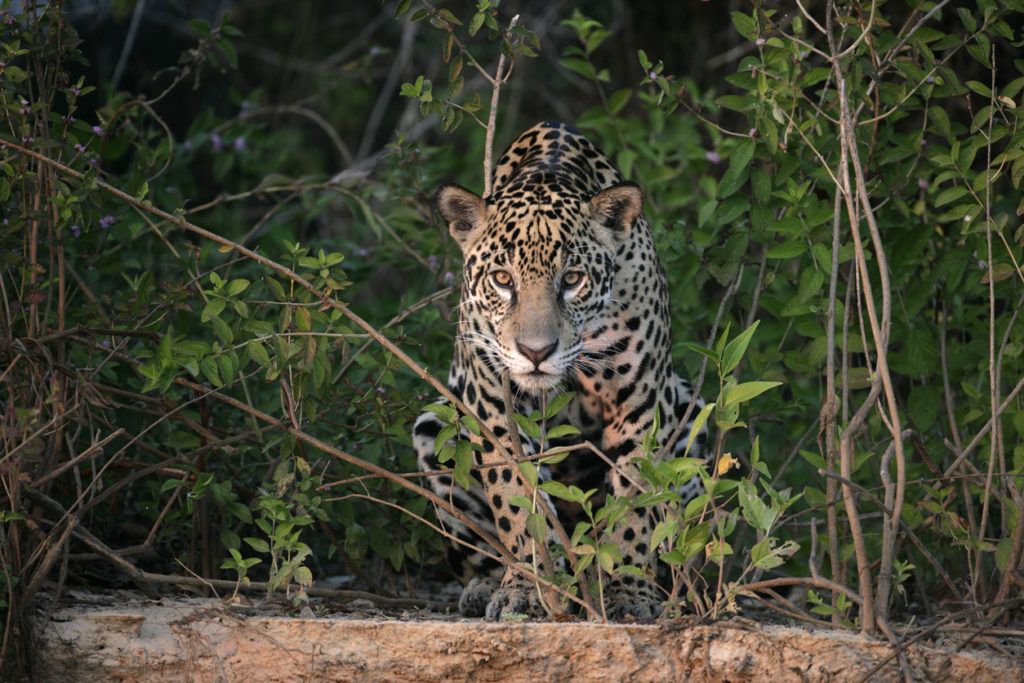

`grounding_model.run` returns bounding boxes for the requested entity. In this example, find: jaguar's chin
[512,370,563,392]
